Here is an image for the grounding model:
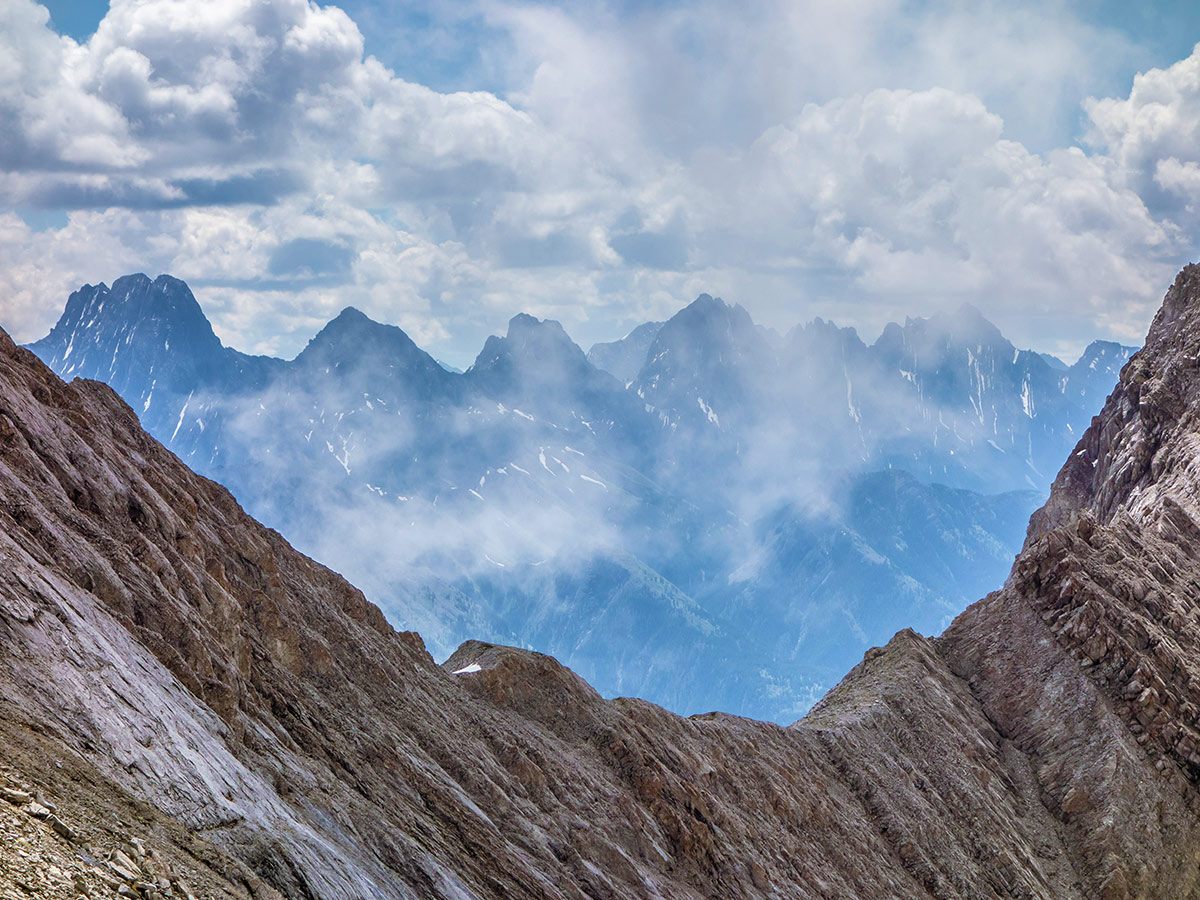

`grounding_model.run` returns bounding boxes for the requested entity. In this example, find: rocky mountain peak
[27,273,228,408]
[1075,339,1133,370]
[684,291,723,311]
[327,304,371,326]
[667,293,755,340]
[442,640,605,731]
[468,312,605,400]
[35,273,220,362]
[303,305,397,349]
[787,315,867,355]
[874,302,1012,363]
[1152,260,1200,333]
[294,306,447,389]
[501,312,586,363]
[109,274,216,337]
[637,293,764,384]
[947,300,1001,334]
